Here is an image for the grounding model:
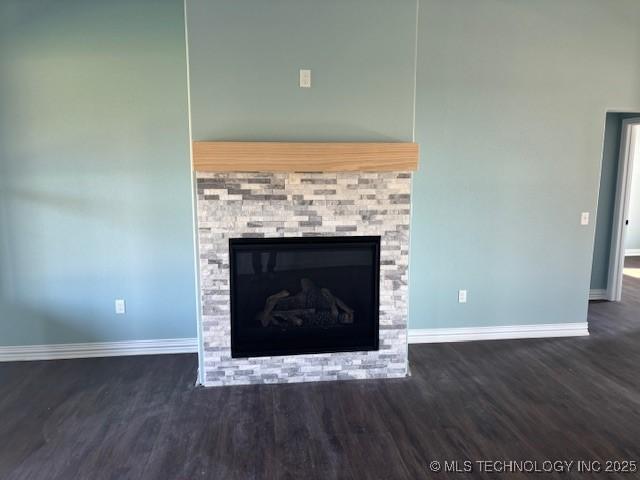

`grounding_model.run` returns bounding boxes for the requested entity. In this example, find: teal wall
[3,0,640,348]
[411,0,640,328]
[591,113,640,290]
[188,0,639,331]
[0,0,197,346]
[186,0,417,142]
